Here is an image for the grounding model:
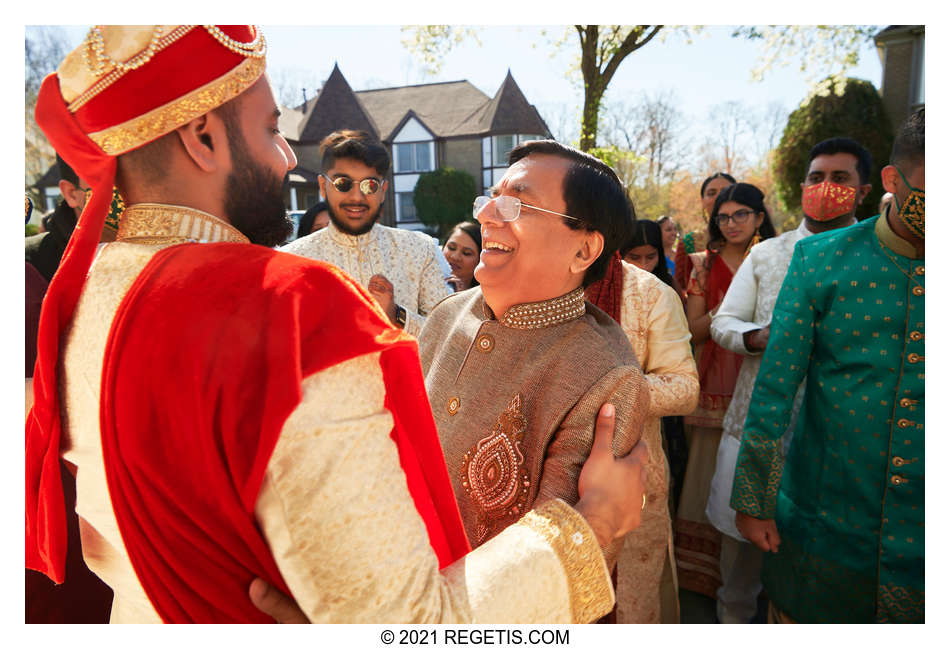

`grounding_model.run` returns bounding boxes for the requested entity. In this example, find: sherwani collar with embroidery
[117,203,249,245]
[482,287,587,330]
[876,210,921,259]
